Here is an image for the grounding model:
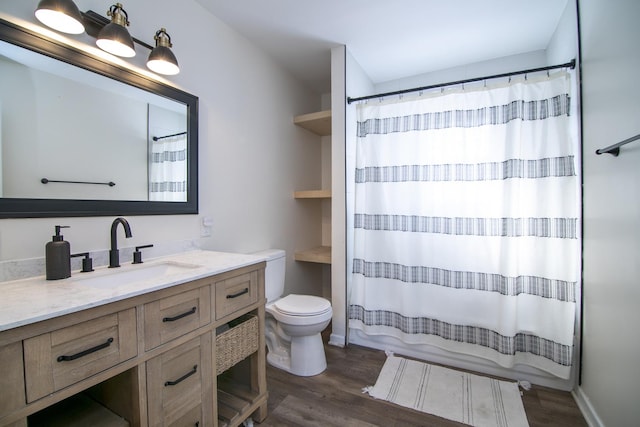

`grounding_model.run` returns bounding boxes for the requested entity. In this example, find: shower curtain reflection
[149,132,187,202]
[147,103,188,202]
